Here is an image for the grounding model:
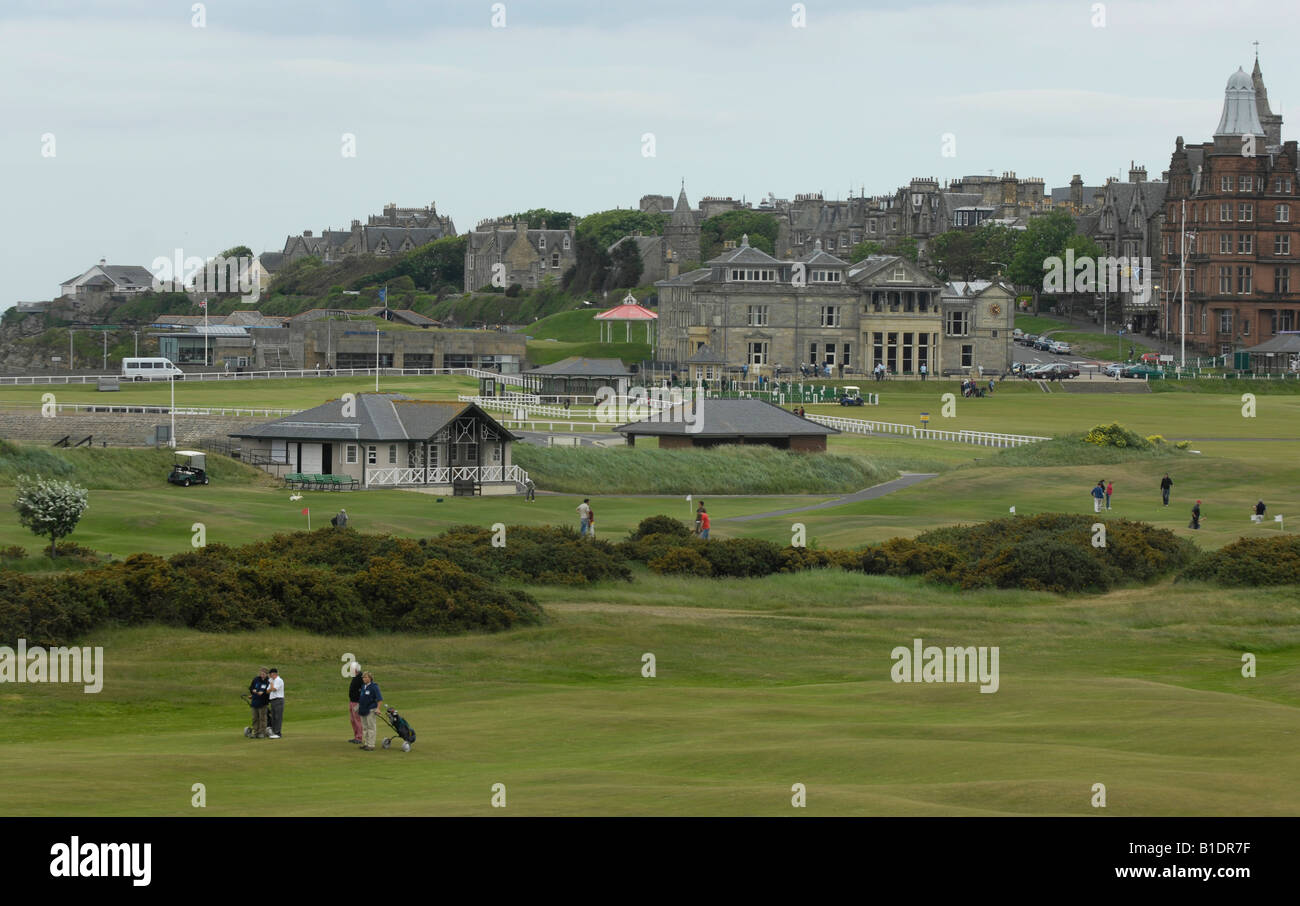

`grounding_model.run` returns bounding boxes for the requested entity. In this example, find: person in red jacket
[698,506,711,540]
[1105,481,1113,510]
